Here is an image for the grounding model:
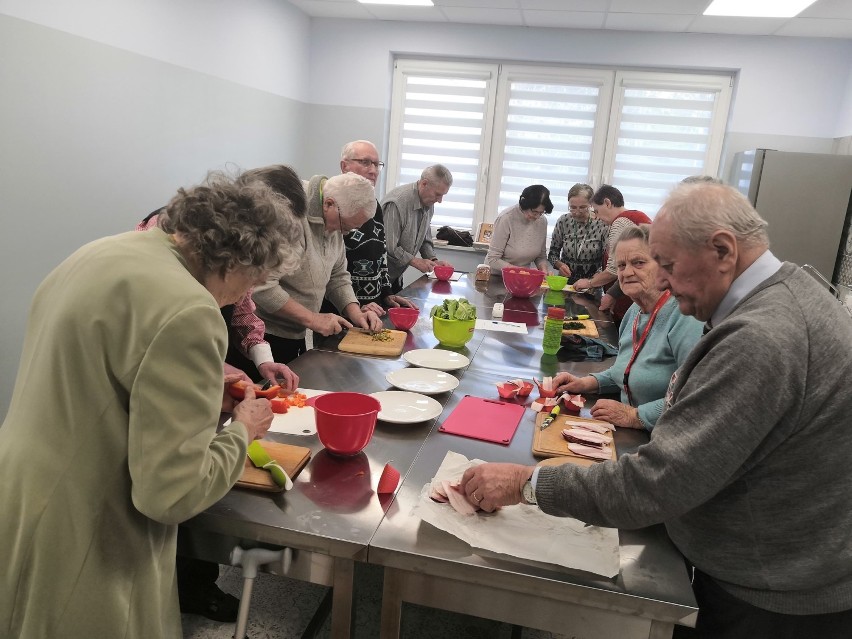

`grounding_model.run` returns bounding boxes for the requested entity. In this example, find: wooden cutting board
[338,328,407,356]
[235,440,311,492]
[532,413,615,465]
[561,319,599,338]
